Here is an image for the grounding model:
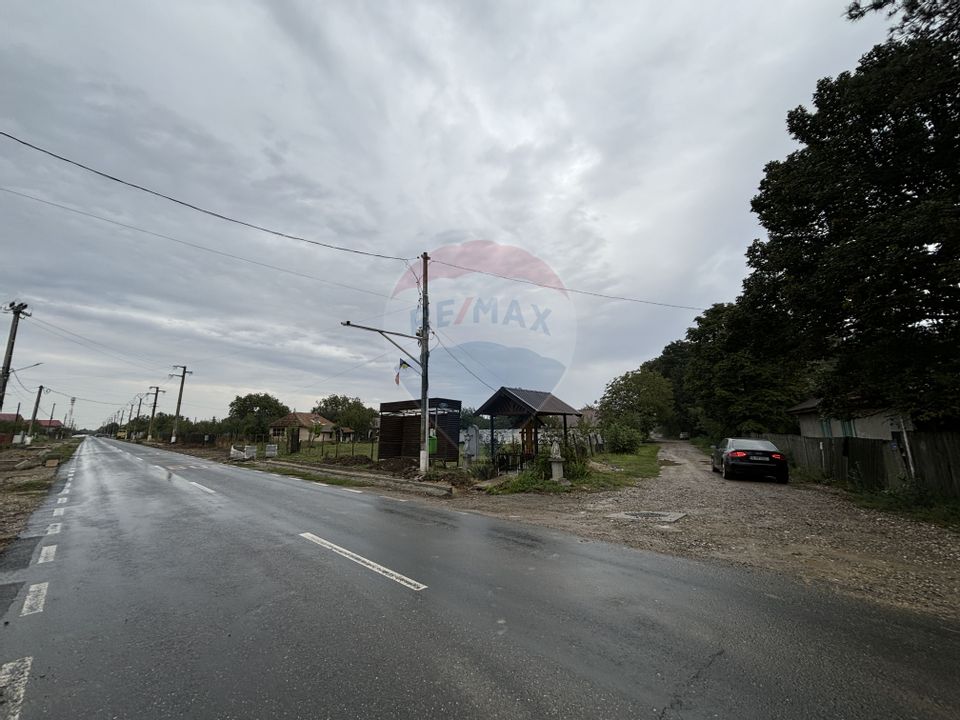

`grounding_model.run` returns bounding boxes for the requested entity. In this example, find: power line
[25,317,166,373]
[429,259,707,311]
[0,131,412,263]
[295,349,396,391]
[0,187,399,301]
[433,333,496,391]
